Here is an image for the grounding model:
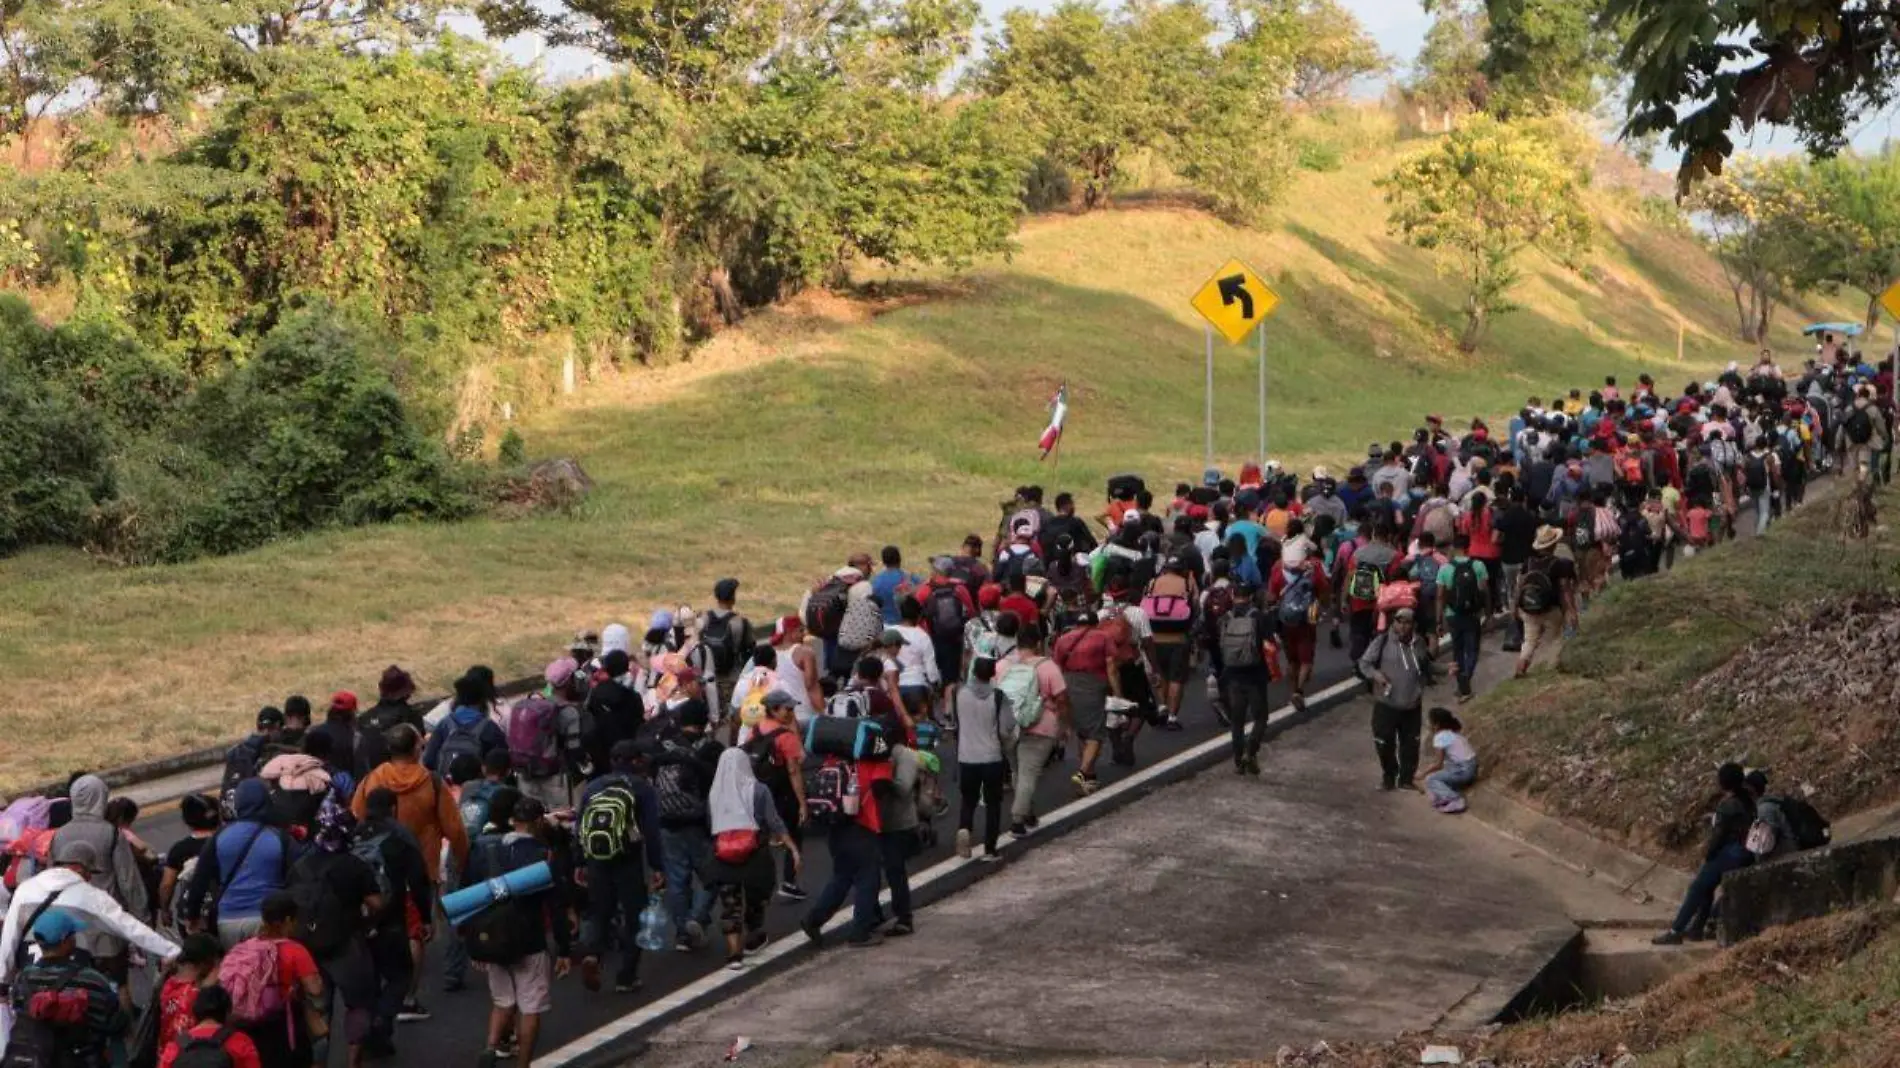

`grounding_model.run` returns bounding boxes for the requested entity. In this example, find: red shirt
[1459,508,1500,560]
[1266,561,1330,628]
[269,936,320,995]
[160,1023,262,1068]
[1052,627,1119,678]
[158,977,200,1053]
[1000,594,1041,629]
